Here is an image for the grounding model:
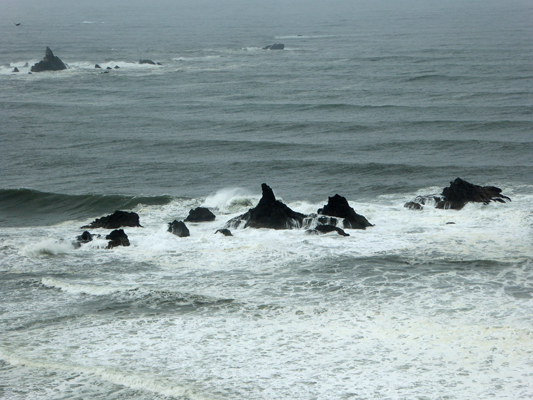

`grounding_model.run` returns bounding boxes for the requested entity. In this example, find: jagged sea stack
[30,47,67,72]
[225,183,306,229]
